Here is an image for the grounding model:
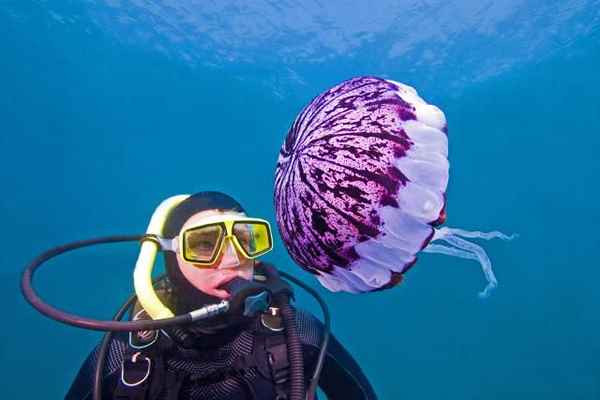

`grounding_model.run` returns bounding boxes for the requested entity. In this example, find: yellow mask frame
[174,216,273,267]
